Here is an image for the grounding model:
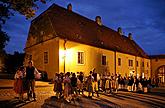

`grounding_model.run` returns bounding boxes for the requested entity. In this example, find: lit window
[78,52,84,64]
[128,59,133,66]
[102,55,106,65]
[118,58,121,66]
[44,52,48,64]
